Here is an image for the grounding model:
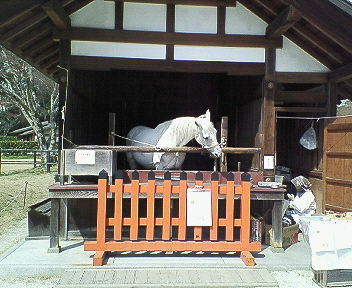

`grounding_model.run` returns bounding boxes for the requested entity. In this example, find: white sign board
[75,150,96,165]
[187,186,212,226]
[264,155,275,170]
